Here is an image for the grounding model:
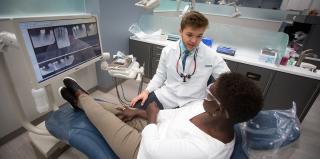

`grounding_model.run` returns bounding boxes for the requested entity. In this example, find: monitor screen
[19,17,102,83]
